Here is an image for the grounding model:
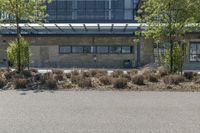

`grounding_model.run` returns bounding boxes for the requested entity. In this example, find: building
[0,0,199,70]
[0,0,145,68]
